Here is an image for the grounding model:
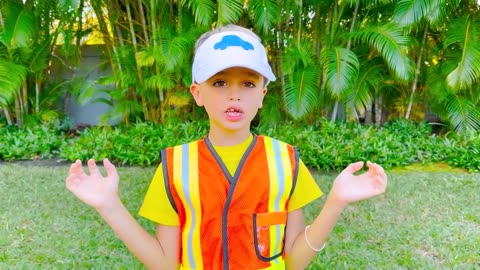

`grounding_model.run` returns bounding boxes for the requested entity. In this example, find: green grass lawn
[0,163,479,269]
